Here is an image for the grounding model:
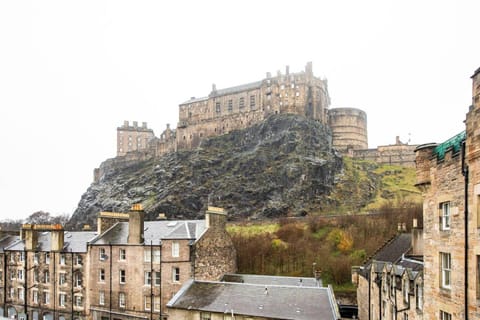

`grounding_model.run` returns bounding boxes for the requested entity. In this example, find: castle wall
[353,140,418,167]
